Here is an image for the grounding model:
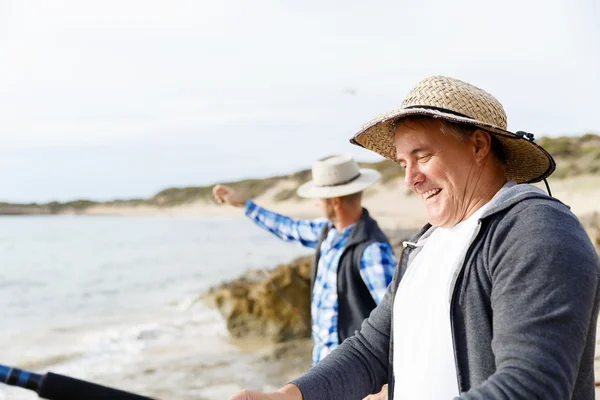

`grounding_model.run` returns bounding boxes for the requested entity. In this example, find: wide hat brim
[350,107,556,184]
[296,168,381,199]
